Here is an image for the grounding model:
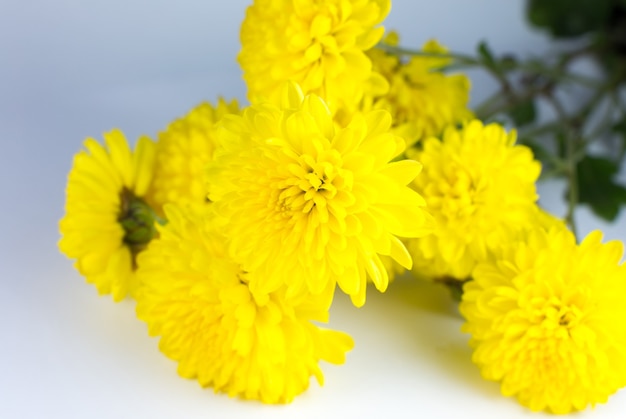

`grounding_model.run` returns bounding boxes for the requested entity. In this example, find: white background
[1,1,625,418]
